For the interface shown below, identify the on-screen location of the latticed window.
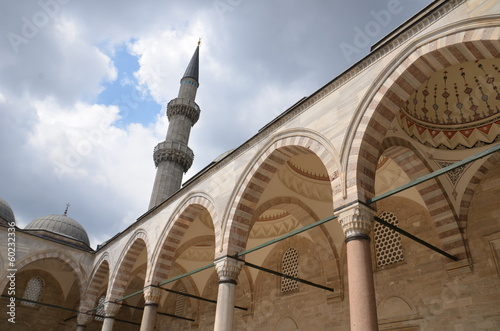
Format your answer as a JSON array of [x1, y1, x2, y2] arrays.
[[281, 248, 299, 293], [95, 295, 106, 321], [374, 211, 404, 268], [21, 276, 44, 307], [174, 284, 187, 316]]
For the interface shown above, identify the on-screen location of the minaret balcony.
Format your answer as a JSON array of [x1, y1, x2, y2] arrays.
[[167, 98, 201, 125], [153, 141, 194, 172]]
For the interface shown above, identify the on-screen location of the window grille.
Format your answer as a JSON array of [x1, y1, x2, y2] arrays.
[[281, 248, 299, 293], [174, 285, 187, 316], [95, 295, 106, 321], [21, 277, 44, 307], [374, 211, 404, 268]]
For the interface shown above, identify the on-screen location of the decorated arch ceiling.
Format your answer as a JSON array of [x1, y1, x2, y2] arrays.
[[277, 155, 332, 202], [398, 58, 500, 150]]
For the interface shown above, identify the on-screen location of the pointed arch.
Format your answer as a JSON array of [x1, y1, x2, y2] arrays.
[[379, 137, 467, 259], [460, 151, 500, 230], [107, 230, 148, 301], [251, 196, 341, 286], [0, 251, 85, 298], [221, 129, 341, 256], [79, 254, 110, 313], [147, 193, 217, 285], [342, 23, 500, 205]]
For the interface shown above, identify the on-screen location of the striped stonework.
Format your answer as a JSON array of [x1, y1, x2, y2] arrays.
[[252, 196, 340, 287], [107, 232, 148, 302], [459, 151, 500, 231], [148, 195, 217, 286], [0, 251, 85, 300], [380, 138, 467, 260], [352, 27, 500, 205], [80, 258, 109, 314], [222, 134, 339, 256]]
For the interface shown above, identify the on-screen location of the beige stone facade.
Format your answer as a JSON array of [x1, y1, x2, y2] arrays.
[[1, 0, 500, 330]]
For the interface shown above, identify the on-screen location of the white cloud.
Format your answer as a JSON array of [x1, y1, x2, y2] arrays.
[[0, 0, 432, 248]]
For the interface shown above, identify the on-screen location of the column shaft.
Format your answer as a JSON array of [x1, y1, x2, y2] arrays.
[[140, 286, 162, 331], [140, 303, 158, 331], [101, 317, 114, 331], [214, 281, 237, 331], [337, 203, 379, 331], [346, 236, 378, 330], [101, 302, 119, 331], [213, 257, 244, 331]]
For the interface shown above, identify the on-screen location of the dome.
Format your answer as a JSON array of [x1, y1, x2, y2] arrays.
[[26, 214, 90, 246], [398, 59, 500, 150], [0, 197, 15, 224]]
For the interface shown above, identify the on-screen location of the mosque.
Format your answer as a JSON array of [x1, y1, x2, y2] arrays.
[[1, 0, 500, 330]]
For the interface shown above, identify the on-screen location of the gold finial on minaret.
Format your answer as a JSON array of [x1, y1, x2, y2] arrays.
[[198, 38, 202, 46]]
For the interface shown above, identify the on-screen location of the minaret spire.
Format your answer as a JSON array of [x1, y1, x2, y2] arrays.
[[149, 44, 201, 209]]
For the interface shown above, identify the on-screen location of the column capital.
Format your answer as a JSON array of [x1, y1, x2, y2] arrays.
[[144, 286, 162, 305], [335, 202, 375, 239], [103, 301, 120, 317], [214, 257, 244, 284]]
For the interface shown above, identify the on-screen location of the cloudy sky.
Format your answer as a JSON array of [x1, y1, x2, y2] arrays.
[[0, 0, 433, 248]]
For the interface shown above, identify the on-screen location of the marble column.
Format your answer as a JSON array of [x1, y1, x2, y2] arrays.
[[214, 257, 244, 331], [140, 286, 162, 331], [101, 301, 120, 331], [76, 312, 92, 331], [337, 203, 378, 331]]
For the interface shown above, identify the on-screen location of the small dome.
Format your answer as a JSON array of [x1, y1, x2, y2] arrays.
[[0, 197, 15, 224], [26, 214, 90, 246]]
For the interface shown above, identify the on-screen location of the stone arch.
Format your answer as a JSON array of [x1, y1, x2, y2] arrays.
[[0, 250, 85, 298], [107, 230, 148, 302], [345, 23, 500, 204], [377, 294, 415, 320], [174, 235, 216, 260], [459, 152, 500, 230], [222, 129, 340, 256], [147, 193, 217, 285], [379, 137, 467, 259], [79, 255, 110, 314], [275, 317, 299, 330], [252, 197, 340, 283], [160, 260, 202, 325]]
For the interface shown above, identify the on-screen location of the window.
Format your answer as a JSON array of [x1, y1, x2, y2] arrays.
[[95, 295, 106, 321], [174, 284, 187, 316], [22, 277, 44, 307], [281, 248, 299, 293], [374, 212, 404, 268]]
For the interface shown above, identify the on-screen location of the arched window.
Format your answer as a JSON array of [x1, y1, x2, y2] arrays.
[[374, 211, 404, 268], [95, 295, 106, 321], [174, 284, 187, 316], [21, 276, 44, 307], [281, 248, 299, 293]]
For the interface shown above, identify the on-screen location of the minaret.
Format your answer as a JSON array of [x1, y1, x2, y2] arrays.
[[149, 43, 201, 208]]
